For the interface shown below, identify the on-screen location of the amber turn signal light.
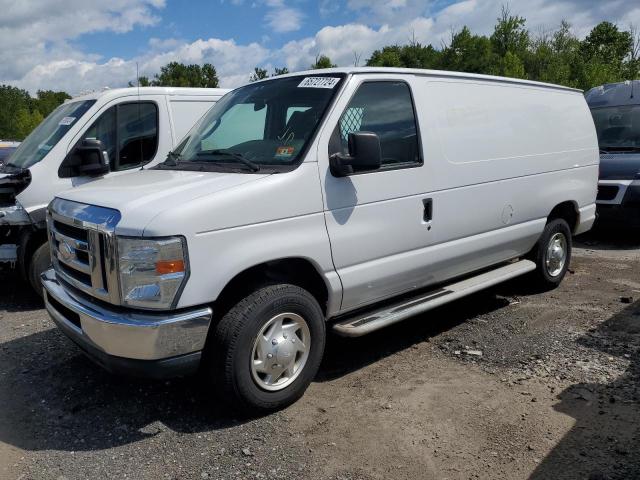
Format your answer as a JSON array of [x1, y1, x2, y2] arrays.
[[156, 260, 185, 275]]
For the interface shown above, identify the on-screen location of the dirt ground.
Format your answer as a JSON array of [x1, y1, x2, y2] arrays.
[[1, 229, 639, 480]]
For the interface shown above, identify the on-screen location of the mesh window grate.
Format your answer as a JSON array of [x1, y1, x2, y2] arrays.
[[340, 107, 364, 140]]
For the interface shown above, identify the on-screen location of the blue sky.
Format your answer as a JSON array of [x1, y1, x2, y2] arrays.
[[80, 1, 351, 60], [2, 0, 639, 94]]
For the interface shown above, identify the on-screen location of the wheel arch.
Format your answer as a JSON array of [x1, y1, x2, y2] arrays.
[[547, 201, 579, 234], [212, 257, 336, 320]]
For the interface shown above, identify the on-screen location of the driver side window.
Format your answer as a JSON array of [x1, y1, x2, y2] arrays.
[[82, 106, 117, 166], [60, 102, 159, 178], [329, 81, 421, 169]]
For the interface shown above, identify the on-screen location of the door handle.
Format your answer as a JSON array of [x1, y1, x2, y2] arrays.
[[423, 198, 433, 224]]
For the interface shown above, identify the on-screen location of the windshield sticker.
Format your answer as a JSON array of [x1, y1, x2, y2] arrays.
[[275, 146, 295, 158], [298, 77, 340, 89], [58, 116, 76, 126]]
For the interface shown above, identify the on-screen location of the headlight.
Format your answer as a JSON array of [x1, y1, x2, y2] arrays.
[[117, 236, 188, 309], [0, 201, 31, 224]]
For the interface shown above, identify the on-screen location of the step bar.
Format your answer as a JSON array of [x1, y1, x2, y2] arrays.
[[332, 260, 536, 337]]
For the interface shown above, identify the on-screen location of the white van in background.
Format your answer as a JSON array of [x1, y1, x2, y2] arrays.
[[41, 68, 598, 412], [0, 87, 229, 292]]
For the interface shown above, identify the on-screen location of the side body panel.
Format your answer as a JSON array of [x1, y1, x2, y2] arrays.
[[318, 74, 599, 313], [141, 163, 341, 312], [167, 96, 222, 145]]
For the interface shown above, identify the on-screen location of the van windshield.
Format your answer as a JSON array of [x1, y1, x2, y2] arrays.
[[166, 74, 345, 172], [8, 100, 96, 169], [591, 105, 640, 151]]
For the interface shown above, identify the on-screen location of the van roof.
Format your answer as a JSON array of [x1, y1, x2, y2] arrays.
[[585, 80, 640, 108], [68, 86, 231, 103], [256, 67, 583, 93]]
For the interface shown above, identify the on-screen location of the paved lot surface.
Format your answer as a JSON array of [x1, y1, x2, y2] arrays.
[[1, 230, 639, 480]]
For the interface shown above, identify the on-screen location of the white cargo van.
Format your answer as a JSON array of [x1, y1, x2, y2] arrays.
[[0, 87, 229, 292], [41, 68, 598, 412]]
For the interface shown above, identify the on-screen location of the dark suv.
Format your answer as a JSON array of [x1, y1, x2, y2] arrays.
[[586, 80, 640, 228]]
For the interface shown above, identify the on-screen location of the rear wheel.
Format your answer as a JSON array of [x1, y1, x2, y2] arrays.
[[208, 284, 325, 413], [28, 242, 51, 298], [529, 218, 572, 290]]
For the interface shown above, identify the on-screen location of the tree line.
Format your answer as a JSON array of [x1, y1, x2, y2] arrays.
[[0, 88, 71, 140], [363, 9, 639, 91], [1, 7, 639, 140]]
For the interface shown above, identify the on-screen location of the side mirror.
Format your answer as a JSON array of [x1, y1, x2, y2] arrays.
[[73, 139, 110, 176], [329, 131, 381, 177]]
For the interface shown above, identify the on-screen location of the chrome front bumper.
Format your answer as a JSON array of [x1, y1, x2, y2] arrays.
[[42, 269, 212, 374]]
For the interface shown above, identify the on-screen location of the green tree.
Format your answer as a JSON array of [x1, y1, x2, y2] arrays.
[[311, 54, 336, 69], [367, 43, 441, 68], [578, 21, 633, 88], [440, 26, 494, 74], [0, 85, 32, 139], [33, 90, 71, 118], [581, 21, 632, 64], [502, 51, 526, 78], [490, 6, 530, 58], [527, 22, 585, 88], [14, 108, 43, 139], [152, 62, 219, 88], [273, 67, 289, 76], [367, 46, 404, 67], [128, 76, 151, 87], [489, 6, 530, 77], [249, 67, 268, 82]]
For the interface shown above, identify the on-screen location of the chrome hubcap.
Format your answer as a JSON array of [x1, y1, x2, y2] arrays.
[[250, 313, 310, 391], [545, 232, 567, 277]]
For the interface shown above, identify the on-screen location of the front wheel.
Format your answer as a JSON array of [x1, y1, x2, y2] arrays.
[[28, 242, 51, 298], [208, 284, 325, 413], [528, 218, 572, 290]]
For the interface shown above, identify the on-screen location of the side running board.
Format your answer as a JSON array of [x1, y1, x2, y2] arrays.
[[332, 260, 536, 337]]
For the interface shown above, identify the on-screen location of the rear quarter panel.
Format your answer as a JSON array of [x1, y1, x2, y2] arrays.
[[416, 76, 598, 251]]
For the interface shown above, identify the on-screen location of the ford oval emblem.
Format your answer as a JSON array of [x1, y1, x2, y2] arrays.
[[59, 241, 74, 261]]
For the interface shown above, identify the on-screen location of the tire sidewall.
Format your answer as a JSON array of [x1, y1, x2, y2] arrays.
[[225, 286, 325, 411], [29, 242, 51, 297], [537, 219, 572, 285]]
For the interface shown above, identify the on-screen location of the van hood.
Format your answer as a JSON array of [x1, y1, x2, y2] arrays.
[[599, 153, 640, 180], [56, 169, 269, 235]]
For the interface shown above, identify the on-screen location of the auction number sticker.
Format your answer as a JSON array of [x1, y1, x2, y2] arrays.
[[298, 77, 340, 89], [59, 116, 76, 126]]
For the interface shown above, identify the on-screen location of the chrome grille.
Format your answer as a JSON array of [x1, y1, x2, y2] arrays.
[[47, 198, 122, 305]]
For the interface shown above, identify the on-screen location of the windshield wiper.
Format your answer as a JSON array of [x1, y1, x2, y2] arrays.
[[196, 149, 260, 172]]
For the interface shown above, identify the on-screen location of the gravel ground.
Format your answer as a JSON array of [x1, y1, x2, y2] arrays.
[[1, 229, 639, 480]]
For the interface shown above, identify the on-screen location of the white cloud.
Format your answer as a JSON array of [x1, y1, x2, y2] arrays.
[[0, 0, 165, 81], [277, 0, 640, 73], [263, 0, 304, 33], [280, 18, 435, 71], [14, 37, 270, 94], [3, 0, 640, 96], [265, 6, 304, 33]]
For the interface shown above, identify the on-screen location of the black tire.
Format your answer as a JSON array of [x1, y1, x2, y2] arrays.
[[208, 284, 325, 413], [528, 218, 572, 290], [28, 242, 51, 298]]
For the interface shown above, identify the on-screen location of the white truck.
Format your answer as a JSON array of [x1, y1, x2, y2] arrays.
[[41, 68, 598, 412], [0, 86, 229, 293]]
